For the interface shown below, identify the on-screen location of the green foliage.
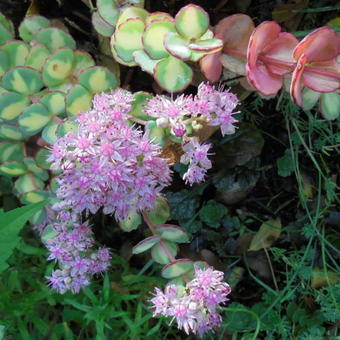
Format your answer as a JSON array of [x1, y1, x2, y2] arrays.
[[0, 200, 47, 273]]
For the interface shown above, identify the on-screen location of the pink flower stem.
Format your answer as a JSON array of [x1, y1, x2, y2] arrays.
[[223, 48, 340, 80], [142, 211, 176, 262]]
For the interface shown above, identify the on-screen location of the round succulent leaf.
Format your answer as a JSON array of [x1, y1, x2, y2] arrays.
[[23, 157, 49, 181], [132, 235, 161, 254], [302, 88, 320, 111], [73, 50, 95, 74], [0, 50, 9, 77], [41, 120, 59, 144], [143, 18, 175, 59], [175, 4, 209, 40], [0, 23, 13, 44], [42, 47, 74, 87], [190, 50, 206, 62], [21, 190, 49, 204], [146, 196, 170, 225], [113, 18, 145, 63], [57, 117, 78, 137], [36, 27, 76, 51], [146, 120, 165, 146], [164, 32, 191, 60], [0, 141, 24, 162], [116, 6, 149, 27], [19, 103, 52, 136], [320, 92, 340, 120], [18, 15, 51, 42], [97, 0, 119, 26], [25, 43, 49, 70], [2, 67, 43, 95], [14, 173, 44, 194], [0, 91, 30, 121], [66, 84, 92, 115], [154, 56, 193, 92], [188, 38, 223, 53], [155, 224, 190, 243], [110, 36, 137, 66], [151, 240, 178, 264], [40, 91, 66, 116], [35, 148, 52, 169], [145, 12, 173, 26], [129, 91, 153, 120], [78, 66, 118, 94], [161, 259, 194, 279], [118, 210, 142, 232], [0, 124, 25, 140], [49, 81, 73, 93], [133, 50, 159, 75], [92, 11, 115, 37], [0, 40, 30, 67], [0, 161, 28, 177], [0, 13, 14, 36]]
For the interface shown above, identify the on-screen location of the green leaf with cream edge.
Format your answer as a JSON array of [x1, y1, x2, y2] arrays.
[[161, 259, 194, 279], [132, 235, 160, 254]]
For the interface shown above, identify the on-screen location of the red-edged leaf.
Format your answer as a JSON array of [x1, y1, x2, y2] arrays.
[[293, 26, 340, 63], [155, 224, 190, 243], [161, 259, 194, 279], [132, 235, 160, 254], [216, 14, 254, 52], [246, 21, 284, 95], [199, 52, 222, 82], [302, 59, 340, 93], [262, 32, 298, 76], [290, 54, 308, 106]]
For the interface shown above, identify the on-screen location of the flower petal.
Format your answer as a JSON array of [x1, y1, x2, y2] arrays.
[[199, 52, 222, 82], [263, 32, 298, 75], [293, 26, 340, 62], [215, 14, 254, 52], [290, 54, 308, 106]]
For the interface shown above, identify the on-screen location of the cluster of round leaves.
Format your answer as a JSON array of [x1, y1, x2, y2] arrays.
[[92, 0, 144, 37], [0, 12, 118, 224], [130, 198, 204, 284], [110, 4, 223, 92], [200, 14, 340, 120]]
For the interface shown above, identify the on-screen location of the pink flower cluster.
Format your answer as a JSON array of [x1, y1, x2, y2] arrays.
[[49, 89, 172, 220], [46, 221, 110, 293], [150, 266, 231, 336], [180, 138, 212, 185], [45, 89, 172, 293], [144, 82, 239, 138]]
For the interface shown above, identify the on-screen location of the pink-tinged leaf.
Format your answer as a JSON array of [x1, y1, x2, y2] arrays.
[[188, 38, 223, 53], [246, 62, 283, 95], [221, 53, 247, 75], [155, 224, 190, 243], [302, 59, 340, 93], [293, 26, 340, 63], [199, 52, 222, 82], [262, 32, 298, 75], [290, 54, 308, 106], [132, 235, 160, 254], [246, 21, 285, 95], [161, 259, 194, 279], [216, 14, 254, 52]]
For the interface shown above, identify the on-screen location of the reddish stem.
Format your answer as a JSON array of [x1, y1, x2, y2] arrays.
[[223, 48, 340, 80]]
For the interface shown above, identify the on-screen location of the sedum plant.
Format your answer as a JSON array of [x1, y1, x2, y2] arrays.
[[110, 4, 223, 92], [200, 15, 340, 119], [0, 12, 118, 224]]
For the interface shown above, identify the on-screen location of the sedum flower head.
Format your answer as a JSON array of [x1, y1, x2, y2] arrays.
[[150, 266, 231, 336], [49, 89, 172, 221]]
